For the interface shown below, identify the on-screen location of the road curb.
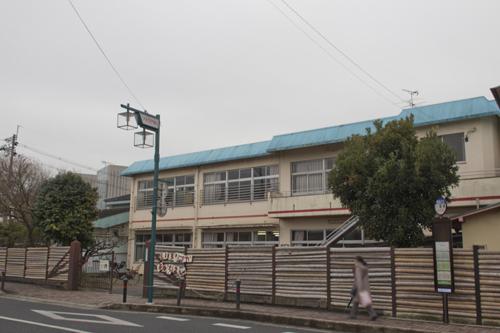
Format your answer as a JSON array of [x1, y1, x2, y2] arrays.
[[103, 303, 442, 333]]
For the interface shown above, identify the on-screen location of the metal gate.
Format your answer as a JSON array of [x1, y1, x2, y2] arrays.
[[80, 252, 115, 291]]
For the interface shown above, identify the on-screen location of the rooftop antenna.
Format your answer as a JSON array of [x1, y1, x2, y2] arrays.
[[403, 89, 419, 108]]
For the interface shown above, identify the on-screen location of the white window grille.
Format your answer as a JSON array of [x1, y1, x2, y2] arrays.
[[136, 175, 195, 210], [202, 165, 279, 205]]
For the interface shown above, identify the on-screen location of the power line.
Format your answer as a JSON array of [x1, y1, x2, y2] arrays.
[[266, 0, 400, 108], [19, 143, 98, 172], [279, 0, 406, 104], [66, 0, 146, 110]]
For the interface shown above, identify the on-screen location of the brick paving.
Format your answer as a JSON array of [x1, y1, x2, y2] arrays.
[[2, 281, 500, 333]]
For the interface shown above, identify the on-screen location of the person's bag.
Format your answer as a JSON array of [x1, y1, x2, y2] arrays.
[[358, 291, 372, 307], [350, 287, 357, 296]]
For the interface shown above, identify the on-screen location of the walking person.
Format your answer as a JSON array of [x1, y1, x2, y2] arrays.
[[350, 256, 378, 320]]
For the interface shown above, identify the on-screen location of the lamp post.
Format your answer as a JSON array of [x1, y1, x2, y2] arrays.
[[117, 103, 161, 304]]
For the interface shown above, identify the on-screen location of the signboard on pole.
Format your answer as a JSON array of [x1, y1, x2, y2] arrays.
[[135, 111, 160, 131], [433, 218, 454, 293]]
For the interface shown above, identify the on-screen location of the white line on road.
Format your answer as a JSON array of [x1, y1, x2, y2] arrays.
[[157, 315, 190, 322], [0, 315, 92, 333], [213, 323, 251, 329], [32, 310, 142, 327]]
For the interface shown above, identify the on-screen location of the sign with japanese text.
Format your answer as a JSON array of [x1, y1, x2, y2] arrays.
[[135, 111, 160, 131], [155, 252, 192, 279], [433, 219, 454, 293]]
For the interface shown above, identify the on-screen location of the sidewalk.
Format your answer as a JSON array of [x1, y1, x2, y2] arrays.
[[1, 281, 499, 333]]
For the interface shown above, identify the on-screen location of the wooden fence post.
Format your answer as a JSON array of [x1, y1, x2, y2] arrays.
[[4, 248, 8, 277], [67, 240, 81, 290], [473, 245, 482, 325], [223, 245, 229, 301], [45, 247, 50, 282], [271, 245, 276, 305], [390, 247, 397, 317], [23, 248, 28, 279], [326, 246, 331, 310]]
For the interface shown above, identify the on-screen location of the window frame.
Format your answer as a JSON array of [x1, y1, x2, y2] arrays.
[[202, 230, 279, 248], [135, 231, 192, 261], [291, 157, 335, 195], [203, 165, 279, 205], [136, 174, 195, 211], [439, 132, 466, 163]]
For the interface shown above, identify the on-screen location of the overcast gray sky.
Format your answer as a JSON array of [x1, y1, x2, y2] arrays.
[[1, 0, 499, 174]]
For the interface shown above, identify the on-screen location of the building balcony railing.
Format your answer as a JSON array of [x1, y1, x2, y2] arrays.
[[268, 189, 344, 218], [135, 190, 195, 211], [458, 168, 500, 180], [200, 181, 279, 206]]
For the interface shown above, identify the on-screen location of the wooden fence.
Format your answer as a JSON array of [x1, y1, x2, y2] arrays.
[[0, 246, 71, 285], [150, 244, 500, 325]]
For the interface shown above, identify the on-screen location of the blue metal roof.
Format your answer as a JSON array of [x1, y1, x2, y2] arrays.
[[122, 140, 271, 176], [122, 96, 500, 176], [267, 97, 500, 152]]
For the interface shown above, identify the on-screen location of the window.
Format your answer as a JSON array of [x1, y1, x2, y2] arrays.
[[135, 231, 192, 261], [134, 234, 150, 261], [136, 180, 153, 210], [292, 230, 326, 246], [136, 174, 195, 210], [291, 227, 376, 247], [291, 158, 335, 195], [440, 133, 466, 162], [202, 230, 279, 248], [203, 166, 279, 205], [162, 175, 195, 207]]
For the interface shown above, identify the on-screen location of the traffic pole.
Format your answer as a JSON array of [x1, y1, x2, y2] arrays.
[[122, 277, 128, 303], [235, 280, 241, 310]]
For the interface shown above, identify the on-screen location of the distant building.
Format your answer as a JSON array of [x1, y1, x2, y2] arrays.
[[78, 173, 98, 190], [78, 165, 131, 210], [91, 194, 131, 265]]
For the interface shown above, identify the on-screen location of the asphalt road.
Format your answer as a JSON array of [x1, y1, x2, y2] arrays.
[[0, 297, 341, 333]]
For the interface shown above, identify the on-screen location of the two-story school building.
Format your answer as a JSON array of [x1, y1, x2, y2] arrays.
[[122, 96, 500, 264]]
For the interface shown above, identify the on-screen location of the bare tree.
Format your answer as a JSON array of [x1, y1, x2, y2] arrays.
[[0, 155, 49, 246]]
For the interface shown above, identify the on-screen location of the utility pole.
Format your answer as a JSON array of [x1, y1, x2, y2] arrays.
[[0, 126, 20, 221]]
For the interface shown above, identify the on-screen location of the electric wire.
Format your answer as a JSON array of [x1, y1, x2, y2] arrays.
[[279, 0, 406, 104], [266, 0, 401, 108], [66, 0, 146, 110], [19, 143, 98, 172]]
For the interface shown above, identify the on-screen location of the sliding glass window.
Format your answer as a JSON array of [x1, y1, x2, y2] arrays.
[[291, 158, 335, 195], [136, 174, 195, 210], [203, 165, 278, 205]]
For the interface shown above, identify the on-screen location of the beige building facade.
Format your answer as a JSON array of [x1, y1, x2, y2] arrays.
[[123, 96, 500, 264]]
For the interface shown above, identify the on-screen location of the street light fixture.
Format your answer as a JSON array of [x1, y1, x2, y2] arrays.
[[117, 103, 161, 304], [117, 103, 138, 130], [134, 128, 154, 148]]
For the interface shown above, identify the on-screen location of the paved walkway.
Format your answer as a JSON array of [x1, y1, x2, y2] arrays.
[[1, 282, 499, 333]]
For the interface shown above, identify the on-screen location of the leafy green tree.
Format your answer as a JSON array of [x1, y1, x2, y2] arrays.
[[329, 116, 459, 247], [34, 172, 98, 247], [0, 221, 27, 247]]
